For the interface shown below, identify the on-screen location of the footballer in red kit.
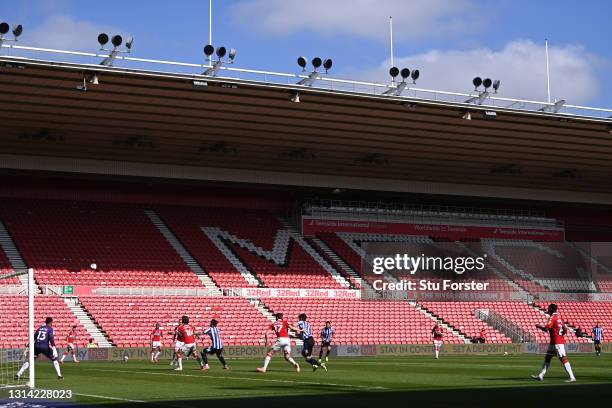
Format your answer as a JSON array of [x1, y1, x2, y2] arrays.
[[168, 320, 181, 366], [173, 315, 204, 371], [60, 325, 79, 364], [256, 313, 301, 373], [150, 323, 163, 363], [531, 303, 576, 382], [432, 323, 443, 359]]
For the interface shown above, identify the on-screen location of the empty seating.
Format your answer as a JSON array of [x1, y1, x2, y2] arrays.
[[263, 298, 464, 345], [157, 206, 344, 289], [0, 200, 202, 288], [0, 248, 19, 286], [535, 301, 612, 339], [486, 240, 596, 292], [0, 295, 89, 349], [421, 302, 513, 343], [80, 296, 272, 347]]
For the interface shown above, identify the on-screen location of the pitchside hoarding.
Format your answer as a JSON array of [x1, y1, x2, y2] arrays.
[[7, 343, 604, 362]]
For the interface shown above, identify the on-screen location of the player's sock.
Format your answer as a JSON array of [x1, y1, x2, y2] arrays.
[[306, 357, 317, 366], [154, 351, 160, 360], [435, 348, 439, 359], [563, 362, 575, 379], [151, 352, 155, 362], [16, 361, 29, 377], [60, 353, 66, 363], [263, 355, 271, 370], [177, 357, 183, 370], [287, 357, 297, 366], [218, 354, 227, 367], [538, 362, 550, 378], [53, 360, 62, 377]]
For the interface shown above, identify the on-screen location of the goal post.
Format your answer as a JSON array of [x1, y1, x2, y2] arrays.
[[27, 267, 35, 389], [0, 267, 35, 389]]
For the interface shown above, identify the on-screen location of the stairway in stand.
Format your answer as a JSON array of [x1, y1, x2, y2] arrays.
[[64, 297, 114, 347]]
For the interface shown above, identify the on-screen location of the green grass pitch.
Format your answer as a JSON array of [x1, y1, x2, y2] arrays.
[[2, 354, 611, 407]]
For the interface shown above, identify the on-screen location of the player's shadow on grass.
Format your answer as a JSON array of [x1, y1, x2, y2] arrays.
[[483, 376, 612, 382], [84, 383, 612, 408]]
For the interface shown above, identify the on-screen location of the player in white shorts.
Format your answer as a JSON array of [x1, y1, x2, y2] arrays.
[[60, 325, 79, 364], [256, 313, 301, 373], [150, 323, 163, 363], [432, 323, 443, 359], [168, 320, 182, 366]]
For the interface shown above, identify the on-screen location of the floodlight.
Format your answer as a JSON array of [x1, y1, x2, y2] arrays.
[[216, 46, 226, 58], [492, 79, 501, 92], [389, 67, 399, 78], [323, 58, 332, 72], [97, 33, 109, 46], [472, 77, 482, 89], [111, 35, 122, 47], [12, 24, 23, 38], [125, 37, 134, 50], [297, 56, 307, 70], [204, 44, 215, 56], [0, 22, 8, 35], [483, 78, 492, 89], [411, 69, 420, 82], [400, 68, 410, 79], [229, 48, 237, 61], [312, 57, 322, 68]]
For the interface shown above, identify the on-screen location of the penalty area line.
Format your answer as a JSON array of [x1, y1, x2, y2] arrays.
[[84, 368, 388, 391]]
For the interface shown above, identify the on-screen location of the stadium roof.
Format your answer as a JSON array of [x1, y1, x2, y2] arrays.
[[0, 54, 611, 204]]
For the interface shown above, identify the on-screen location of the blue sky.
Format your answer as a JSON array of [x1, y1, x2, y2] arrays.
[[1, 0, 611, 108]]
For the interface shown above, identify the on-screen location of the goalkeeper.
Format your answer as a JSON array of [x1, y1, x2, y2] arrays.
[[16, 317, 63, 380]]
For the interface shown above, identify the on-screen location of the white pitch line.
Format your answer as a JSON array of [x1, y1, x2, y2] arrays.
[[74, 392, 145, 403], [84, 368, 388, 390]]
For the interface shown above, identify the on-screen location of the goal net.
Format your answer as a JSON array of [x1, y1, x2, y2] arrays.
[[0, 268, 35, 389]]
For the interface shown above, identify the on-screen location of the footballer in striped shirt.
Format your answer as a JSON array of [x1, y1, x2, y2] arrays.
[[592, 323, 604, 356], [319, 321, 335, 363], [298, 314, 327, 372], [199, 319, 229, 370]]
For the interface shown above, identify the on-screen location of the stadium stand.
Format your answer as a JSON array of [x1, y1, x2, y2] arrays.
[[0, 295, 89, 349], [479, 302, 588, 343], [484, 240, 597, 292], [0, 250, 20, 287], [421, 302, 517, 343], [79, 295, 272, 347], [262, 298, 465, 344], [535, 301, 612, 339], [0, 196, 605, 350], [0, 200, 202, 288], [156, 206, 346, 289]]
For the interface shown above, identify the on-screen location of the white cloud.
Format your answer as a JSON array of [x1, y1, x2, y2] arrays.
[[359, 40, 602, 104], [230, 0, 480, 40], [26, 14, 126, 51]]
